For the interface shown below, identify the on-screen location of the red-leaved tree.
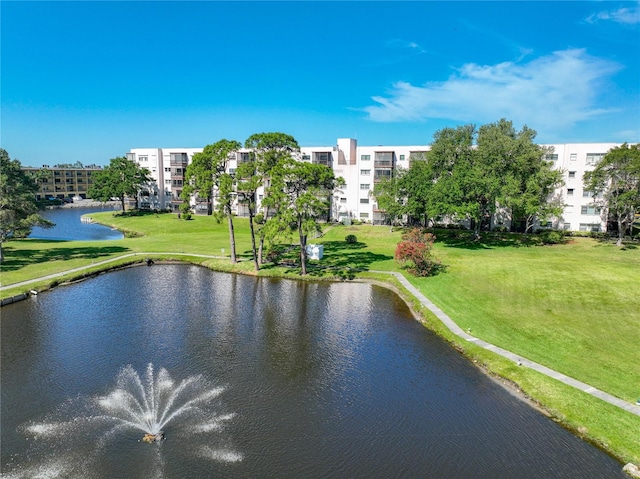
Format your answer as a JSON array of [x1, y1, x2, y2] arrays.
[[394, 229, 441, 277]]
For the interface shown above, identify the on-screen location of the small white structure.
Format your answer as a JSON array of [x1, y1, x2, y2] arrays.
[[306, 244, 324, 260]]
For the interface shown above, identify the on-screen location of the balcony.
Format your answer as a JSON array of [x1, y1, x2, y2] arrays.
[[374, 169, 392, 182], [374, 152, 394, 168], [169, 153, 188, 167], [313, 152, 332, 167]]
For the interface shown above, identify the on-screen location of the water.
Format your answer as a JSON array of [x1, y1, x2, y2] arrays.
[[29, 207, 123, 241], [9, 363, 241, 477], [0, 265, 626, 478]]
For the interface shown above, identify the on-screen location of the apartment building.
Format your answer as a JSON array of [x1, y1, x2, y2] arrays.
[[23, 165, 103, 200], [127, 139, 623, 233]]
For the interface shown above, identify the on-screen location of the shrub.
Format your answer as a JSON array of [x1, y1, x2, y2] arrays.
[[395, 228, 441, 277], [345, 234, 358, 244], [182, 213, 192, 221], [538, 229, 565, 245]]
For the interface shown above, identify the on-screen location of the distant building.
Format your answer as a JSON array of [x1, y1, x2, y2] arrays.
[[127, 139, 625, 233], [22, 164, 103, 201]]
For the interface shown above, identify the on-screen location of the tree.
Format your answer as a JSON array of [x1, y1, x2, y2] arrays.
[[427, 119, 564, 236], [478, 120, 564, 233], [371, 168, 405, 231], [583, 143, 640, 245], [0, 149, 53, 262], [183, 139, 241, 262], [271, 159, 343, 275], [88, 157, 151, 213], [240, 132, 301, 270], [426, 124, 480, 233], [398, 154, 440, 227], [394, 228, 440, 277]]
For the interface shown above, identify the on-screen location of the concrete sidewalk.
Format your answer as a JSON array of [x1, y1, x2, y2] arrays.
[[379, 270, 640, 417], [0, 252, 223, 292]]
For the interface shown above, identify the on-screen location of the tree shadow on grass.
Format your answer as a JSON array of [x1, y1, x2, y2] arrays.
[[433, 230, 541, 250], [1, 240, 130, 273], [261, 241, 392, 280]]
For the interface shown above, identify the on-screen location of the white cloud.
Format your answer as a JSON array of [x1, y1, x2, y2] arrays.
[[362, 49, 621, 134], [586, 3, 640, 24]]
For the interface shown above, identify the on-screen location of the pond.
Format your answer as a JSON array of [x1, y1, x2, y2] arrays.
[[29, 206, 123, 241], [0, 265, 625, 478]]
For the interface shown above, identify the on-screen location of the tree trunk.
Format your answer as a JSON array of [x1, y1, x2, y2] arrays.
[[298, 217, 307, 275], [258, 235, 264, 265], [617, 218, 624, 247], [248, 209, 259, 271], [227, 213, 237, 263], [120, 195, 126, 214]]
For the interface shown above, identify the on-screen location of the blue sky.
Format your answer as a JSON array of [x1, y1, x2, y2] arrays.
[[2, 1, 639, 167]]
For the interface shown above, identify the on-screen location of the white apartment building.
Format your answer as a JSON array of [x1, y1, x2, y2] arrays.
[[127, 139, 623, 233]]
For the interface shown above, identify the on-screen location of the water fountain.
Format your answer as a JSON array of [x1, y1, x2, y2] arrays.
[[4, 364, 242, 478]]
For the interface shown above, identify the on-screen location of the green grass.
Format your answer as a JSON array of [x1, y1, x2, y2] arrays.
[[1, 213, 639, 464]]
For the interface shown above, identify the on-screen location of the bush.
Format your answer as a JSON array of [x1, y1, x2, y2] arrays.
[[395, 228, 441, 277], [538, 229, 565, 244], [182, 213, 192, 221], [345, 234, 358, 244]]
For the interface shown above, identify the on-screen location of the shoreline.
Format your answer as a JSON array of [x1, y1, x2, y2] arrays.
[[1, 254, 638, 469], [47, 199, 120, 209]]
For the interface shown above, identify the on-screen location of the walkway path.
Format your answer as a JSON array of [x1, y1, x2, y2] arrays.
[[2, 255, 639, 417], [378, 270, 640, 417], [0, 252, 222, 291]]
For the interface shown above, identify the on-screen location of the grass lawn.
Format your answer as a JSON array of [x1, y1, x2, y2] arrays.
[[1, 212, 639, 464]]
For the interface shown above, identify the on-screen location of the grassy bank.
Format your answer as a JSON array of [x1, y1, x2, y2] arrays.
[[1, 211, 639, 464]]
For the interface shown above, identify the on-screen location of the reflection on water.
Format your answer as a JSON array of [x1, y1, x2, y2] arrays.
[[0, 265, 626, 478], [29, 207, 123, 241]]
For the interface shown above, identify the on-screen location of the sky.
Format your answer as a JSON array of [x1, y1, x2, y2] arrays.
[[2, 1, 639, 167]]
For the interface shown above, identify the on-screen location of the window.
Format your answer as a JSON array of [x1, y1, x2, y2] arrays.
[[581, 205, 600, 215], [340, 197, 347, 203], [302, 155, 311, 161], [360, 198, 369, 204], [165, 168, 171, 172], [361, 155, 370, 161], [579, 223, 601, 232], [545, 154, 558, 161], [360, 169, 370, 176], [359, 212, 369, 219], [563, 223, 571, 230], [567, 188, 574, 196], [586, 153, 605, 165], [570, 153, 577, 161], [139, 156, 148, 162], [360, 184, 370, 190], [583, 190, 593, 198], [374, 169, 392, 181], [399, 155, 405, 161], [568, 171, 576, 178], [565, 205, 573, 213]]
